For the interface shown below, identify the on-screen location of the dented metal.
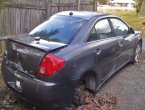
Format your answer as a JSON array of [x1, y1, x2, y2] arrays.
[[5, 34, 67, 76]]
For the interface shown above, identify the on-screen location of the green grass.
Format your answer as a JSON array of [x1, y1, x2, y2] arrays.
[[99, 10, 145, 37]]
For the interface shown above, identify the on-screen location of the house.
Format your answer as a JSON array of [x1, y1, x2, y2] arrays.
[[109, 0, 136, 8]]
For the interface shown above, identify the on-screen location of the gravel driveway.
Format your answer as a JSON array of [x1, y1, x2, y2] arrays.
[[0, 38, 145, 110]]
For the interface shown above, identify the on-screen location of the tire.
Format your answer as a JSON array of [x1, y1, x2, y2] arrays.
[[131, 43, 141, 64]]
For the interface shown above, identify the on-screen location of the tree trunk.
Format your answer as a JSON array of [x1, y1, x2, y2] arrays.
[[140, 0, 145, 17], [0, 0, 3, 10]]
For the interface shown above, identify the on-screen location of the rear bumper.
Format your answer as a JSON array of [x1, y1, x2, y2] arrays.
[[1, 62, 74, 109]]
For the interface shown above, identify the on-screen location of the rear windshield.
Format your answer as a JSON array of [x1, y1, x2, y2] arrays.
[[29, 15, 86, 44]]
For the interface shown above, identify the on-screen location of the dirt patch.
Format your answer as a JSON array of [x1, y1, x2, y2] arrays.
[[72, 92, 119, 110], [0, 91, 37, 110], [69, 85, 119, 110]]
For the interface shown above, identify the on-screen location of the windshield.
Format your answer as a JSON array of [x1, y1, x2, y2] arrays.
[[29, 15, 86, 44]]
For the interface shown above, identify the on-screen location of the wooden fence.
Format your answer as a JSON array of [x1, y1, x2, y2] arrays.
[[0, 0, 47, 36], [0, 0, 95, 37], [0, 0, 95, 56]]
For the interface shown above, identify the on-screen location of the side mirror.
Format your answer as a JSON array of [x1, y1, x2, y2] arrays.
[[128, 27, 135, 34]]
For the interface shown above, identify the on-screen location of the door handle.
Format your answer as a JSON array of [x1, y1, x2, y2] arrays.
[[95, 48, 101, 55], [119, 41, 123, 47]]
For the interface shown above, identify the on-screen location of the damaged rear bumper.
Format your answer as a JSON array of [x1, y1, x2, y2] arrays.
[[1, 61, 74, 109]]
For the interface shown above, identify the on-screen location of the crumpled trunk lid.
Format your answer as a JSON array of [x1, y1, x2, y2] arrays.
[[4, 34, 67, 76]]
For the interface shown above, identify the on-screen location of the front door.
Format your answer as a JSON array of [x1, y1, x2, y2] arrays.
[[109, 18, 134, 69]]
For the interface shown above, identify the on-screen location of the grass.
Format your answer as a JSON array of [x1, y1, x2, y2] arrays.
[[99, 10, 145, 37], [113, 11, 145, 37]]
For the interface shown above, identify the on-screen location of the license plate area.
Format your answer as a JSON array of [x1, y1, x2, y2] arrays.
[[7, 72, 23, 93], [8, 80, 23, 93]]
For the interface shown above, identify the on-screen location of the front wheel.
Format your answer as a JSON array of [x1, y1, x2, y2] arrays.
[[131, 43, 141, 64]]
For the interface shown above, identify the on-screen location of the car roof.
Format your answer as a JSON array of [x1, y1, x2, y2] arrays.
[[56, 11, 112, 20]]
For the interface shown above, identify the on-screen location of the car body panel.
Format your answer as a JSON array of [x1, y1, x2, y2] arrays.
[[5, 34, 67, 77], [116, 34, 136, 70]]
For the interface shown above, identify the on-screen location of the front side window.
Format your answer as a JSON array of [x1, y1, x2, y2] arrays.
[[88, 19, 112, 42], [110, 18, 129, 36], [29, 15, 86, 44]]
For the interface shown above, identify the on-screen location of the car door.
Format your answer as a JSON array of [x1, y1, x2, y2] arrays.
[[109, 18, 135, 70], [86, 18, 120, 81]]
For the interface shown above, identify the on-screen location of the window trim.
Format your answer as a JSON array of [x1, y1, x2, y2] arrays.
[[108, 17, 130, 37], [86, 18, 114, 43], [86, 36, 120, 44]]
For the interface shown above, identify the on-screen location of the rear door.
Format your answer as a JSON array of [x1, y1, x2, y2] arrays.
[[109, 18, 135, 69], [86, 18, 120, 81]]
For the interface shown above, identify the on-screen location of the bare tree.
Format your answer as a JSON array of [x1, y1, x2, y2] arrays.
[[140, 0, 145, 16], [135, 0, 144, 14], [0, 0, 3, 10]]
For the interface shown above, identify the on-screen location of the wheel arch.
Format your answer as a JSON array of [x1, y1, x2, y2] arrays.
[[79, 70, 99, 92]]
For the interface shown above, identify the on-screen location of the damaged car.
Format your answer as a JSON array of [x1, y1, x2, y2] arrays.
[[1, 11, 142, 109]]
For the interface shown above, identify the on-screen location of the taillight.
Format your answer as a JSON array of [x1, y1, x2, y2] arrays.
[[37, 54, 65, 76]]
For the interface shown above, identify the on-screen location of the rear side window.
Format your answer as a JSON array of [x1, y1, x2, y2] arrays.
[[88, 19, 112, 42], [110, 18, 129, 36], [29, 16, 86, 44]]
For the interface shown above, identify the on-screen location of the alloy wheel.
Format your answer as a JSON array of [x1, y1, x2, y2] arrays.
[[135, 44, 141, 62]]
